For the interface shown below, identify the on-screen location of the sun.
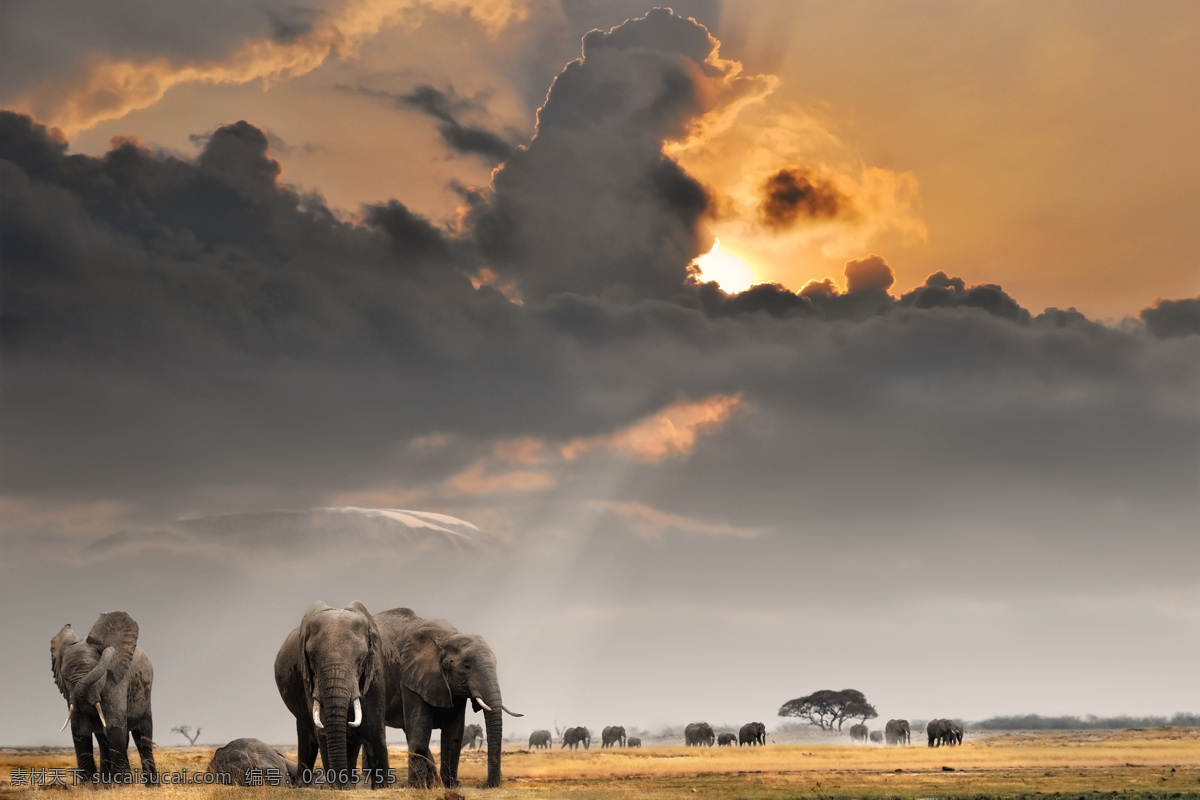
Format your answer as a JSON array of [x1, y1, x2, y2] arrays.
[[691, 238, 756, 293]]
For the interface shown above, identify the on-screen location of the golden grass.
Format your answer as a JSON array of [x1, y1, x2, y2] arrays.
[[2, 728, 1198, 799]]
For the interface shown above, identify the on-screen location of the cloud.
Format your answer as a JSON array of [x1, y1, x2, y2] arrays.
[[9, 0, 530, 135], [1141, 297, 1200, 339], [471, 8, 737, 301], [843, 254, 895, 294], [592, 500, 765, 540], [759, 167, 846, 228], [350, 83, 515, 163], [561, 395, 744, 463]]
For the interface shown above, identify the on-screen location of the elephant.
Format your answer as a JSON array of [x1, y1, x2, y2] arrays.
[[207, 738, 299, 786], [869, 730, 883, 744], [601, 725, 626, 748], [926, 718, 963, 747], [51, 612, 157, 785], [464, 724, 484, 750], [374, 607, 520, 789], [717, 732, 737, 746], [739, 722, 767, 746], [627, 736, 642, 748], [528, 730, 552, 749], [274, 601, 389, 788], [849, 723, 869, 743], [885, 718, 911, 746], [684, 722, 715, 747], [561, 726, 590, 749]]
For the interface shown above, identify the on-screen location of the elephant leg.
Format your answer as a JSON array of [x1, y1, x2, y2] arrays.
[[130, 720, 157, 785], [362, 728, 390, 790], [71, 728, 97, 784], [440, 720, 465, 788], [295, 720, 319, 785], [405, 706, 438, 789], [100, 726, 131, 783], [347, 736, 363, 782]]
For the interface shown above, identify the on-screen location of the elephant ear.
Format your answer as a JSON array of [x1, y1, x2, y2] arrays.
[[298, 602, 332, 692], [346, 601, 383, 695], [50, 624, 78, 701], [397, 621, 455, 708], [85, 612, 139, 684]]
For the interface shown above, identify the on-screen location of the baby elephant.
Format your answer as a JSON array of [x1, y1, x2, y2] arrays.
[[717, 732, 737, 746], [627, 737, 642, 748], [207, 738, 299, 786], [869, 730, 883, 744]]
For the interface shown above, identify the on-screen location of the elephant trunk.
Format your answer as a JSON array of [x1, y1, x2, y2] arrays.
[[484, 708, 502, 788], [72, 647, 115, 713], [316, 670, 357, 787], [470, 670, 504, 788]]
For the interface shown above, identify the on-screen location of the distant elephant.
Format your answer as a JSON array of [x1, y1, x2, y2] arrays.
[[869, 730, 883, 744], [627, 737, 642, 748], [529, 730, 552, 749], [738, 721, 767, 746], [926, 718, 963, 747], [51, 612, 157, 785], [374, 608, 520, 788], [849, 723, 869, 743], [601, 725, 626, 748], [684, 722, 715, 747], [561, 726, 590, 749], [885, 718, 911, 746], [275, 601, 389, 788], [717, 732, 736, 746], [207, 738, 299, 786], [463, 724, 483, 750]]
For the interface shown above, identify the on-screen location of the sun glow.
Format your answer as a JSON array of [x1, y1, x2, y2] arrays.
[[692, 238, 756, 293]]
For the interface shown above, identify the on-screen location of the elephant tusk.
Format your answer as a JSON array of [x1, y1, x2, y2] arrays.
[[473, 696, 493, 712], [95, 703, 107, 729], [60, 707, 73, 732], [501, 704, 523, 718], [349, 698, 362, 728], [312, 699, 324, 730]]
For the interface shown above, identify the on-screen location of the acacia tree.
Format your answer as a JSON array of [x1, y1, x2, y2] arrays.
[[172, 725, 202, 745], [778, 689, 878, 731]]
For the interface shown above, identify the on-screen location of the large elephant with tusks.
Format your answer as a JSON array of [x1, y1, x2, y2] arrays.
[[374, 608, 520, 788], [51, 612, 157, 785], [926, 718, 962, 747], [275, 601, 389, 788], [885, 718, 911, 746]]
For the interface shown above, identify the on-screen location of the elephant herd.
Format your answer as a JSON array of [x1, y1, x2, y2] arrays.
[[50, 604, 521, 789], [849, 718, 963, 747]]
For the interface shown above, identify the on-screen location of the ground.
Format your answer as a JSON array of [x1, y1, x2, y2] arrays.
[[2, 728, 1197, 798]]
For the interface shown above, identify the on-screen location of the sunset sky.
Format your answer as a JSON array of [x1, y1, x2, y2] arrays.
[[1, 1, 1197, 747]]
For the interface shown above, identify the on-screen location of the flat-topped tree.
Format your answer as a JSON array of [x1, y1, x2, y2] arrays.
[[778, 689, 878, 731]]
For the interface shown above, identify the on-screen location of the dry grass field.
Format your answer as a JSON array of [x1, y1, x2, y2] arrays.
[[2, 728, 1197, 799]]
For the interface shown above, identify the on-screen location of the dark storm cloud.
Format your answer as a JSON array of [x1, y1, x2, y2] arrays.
[[1140, 296, 1200, 339], [1, 8, 1196, 541], [472, 8, 719, 302], [759, 167, 846, 228], [351, 84, 515, 164]]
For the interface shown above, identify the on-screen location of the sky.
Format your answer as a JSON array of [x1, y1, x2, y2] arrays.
[[1, 0, 1198, 748]]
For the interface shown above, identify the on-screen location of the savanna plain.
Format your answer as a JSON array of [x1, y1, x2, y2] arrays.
[[3, 728, 1198, 800]]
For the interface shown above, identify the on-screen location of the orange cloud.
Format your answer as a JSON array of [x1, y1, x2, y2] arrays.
[[492, 437, 546, 465], [14, 0, 529, 135], [593, 500, 764, 540], [445, 460, 555, 496], [561, 394, 743, 463]]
